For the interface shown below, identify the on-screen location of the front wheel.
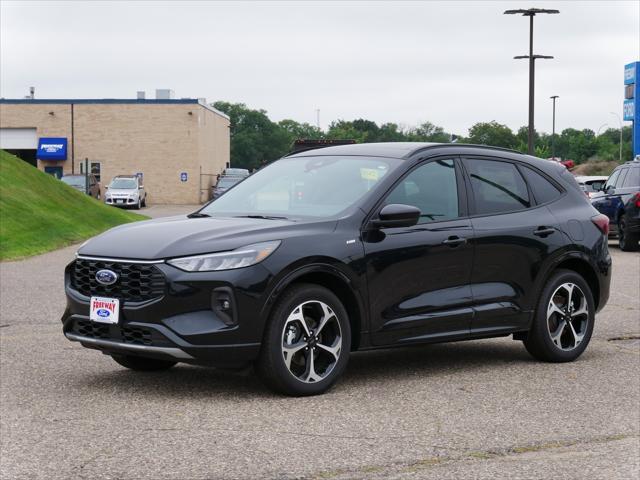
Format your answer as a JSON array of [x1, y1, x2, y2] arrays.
[[256, 284, 351, 396], [618, 214, 639, 252], [523, 269, 595, 362], [111, 354, 176, 371]]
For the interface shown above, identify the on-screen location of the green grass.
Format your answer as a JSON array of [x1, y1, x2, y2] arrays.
[[0, 150, 146, 260]]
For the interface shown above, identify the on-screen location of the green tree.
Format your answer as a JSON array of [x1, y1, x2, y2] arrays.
[[213, 101, 291, 169], [467, 121, 517, 149]]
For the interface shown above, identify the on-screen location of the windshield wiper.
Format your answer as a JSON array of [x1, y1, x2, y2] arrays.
[[233, 215, 289, 220], [187, 212, 211, 218]]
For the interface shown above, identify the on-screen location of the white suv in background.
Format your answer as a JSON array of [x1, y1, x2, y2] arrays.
[[104, 175, 147, 209]]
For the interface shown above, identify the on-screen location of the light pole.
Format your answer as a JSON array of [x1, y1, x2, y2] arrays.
[[550, 95, 559, 159], [596, 124, 609, 136], [609, 112, 623, 162], [505, 8, 559, 155]]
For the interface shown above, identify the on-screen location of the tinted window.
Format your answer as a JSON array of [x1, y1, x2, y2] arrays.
[[622, 167, 640, 188], [616, 169, 629, 188], [604, 170, 620, 190], [466, 159, 530, 215], [520, 166, 562, 204], [385, 159, 459, 224]]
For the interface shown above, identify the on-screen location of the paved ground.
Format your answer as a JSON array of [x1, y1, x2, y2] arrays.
[[1, 205, 638, 480]]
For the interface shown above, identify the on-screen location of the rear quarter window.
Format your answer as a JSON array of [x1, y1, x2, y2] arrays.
[[622, 167, 640, 188], [520, 166, 562, 204]]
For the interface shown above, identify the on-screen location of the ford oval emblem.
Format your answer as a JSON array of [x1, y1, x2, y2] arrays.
[[95, 269, 118, 286], [96, 309, 110, 317]]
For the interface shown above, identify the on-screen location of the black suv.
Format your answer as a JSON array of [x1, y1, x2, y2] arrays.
[[62, 143, 612, 396], [591, 158, 640, 251]]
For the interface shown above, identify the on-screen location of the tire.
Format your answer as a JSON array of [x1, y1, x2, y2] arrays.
[[618, 214, 639, 252], [134, 199, 141, 210], [142, 196, 147, 207], [256, 283, 351, 396], [523, 269, 595, 362], [111, 354, 176, 371]]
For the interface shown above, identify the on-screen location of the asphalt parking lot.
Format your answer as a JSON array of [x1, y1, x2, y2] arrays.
[[1, 205, 638, 480]]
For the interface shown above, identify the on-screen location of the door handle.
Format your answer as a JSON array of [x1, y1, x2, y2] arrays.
[[534, 227, 556, 237], [442, 236, 466, 247]]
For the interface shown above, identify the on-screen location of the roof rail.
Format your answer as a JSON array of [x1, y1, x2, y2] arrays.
[[408, 143, 522, 157]]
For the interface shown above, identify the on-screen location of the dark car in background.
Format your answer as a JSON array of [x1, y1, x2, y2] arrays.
[[62, 143, 611, 396], [61, 174, 101, 200], [212, 175, 243, 199], [591, 159, 640, 251]]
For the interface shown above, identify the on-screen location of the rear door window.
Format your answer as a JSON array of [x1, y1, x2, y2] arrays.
[[616, 169, 629, 188], [520, 166, 562, 204], [465, 159, 531, 215], [622, 167, 640, 188]]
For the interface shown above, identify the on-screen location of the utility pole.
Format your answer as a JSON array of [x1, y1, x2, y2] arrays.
[[505, 8, 559, 155], [550, 95, 559, 159], [315, 109, 320, 130]]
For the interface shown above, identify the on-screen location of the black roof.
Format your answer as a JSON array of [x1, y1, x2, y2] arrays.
[[286, 142, 521, 159]]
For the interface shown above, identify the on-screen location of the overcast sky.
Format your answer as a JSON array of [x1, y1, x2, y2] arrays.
[[1, 1, 638, 135]]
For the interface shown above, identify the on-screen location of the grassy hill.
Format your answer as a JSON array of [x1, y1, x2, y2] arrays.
[[0, 150, 146, 260]]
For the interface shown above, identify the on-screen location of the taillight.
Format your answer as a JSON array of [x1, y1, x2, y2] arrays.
[[591, 214, 610, 236], [633, 192, 640, 208]]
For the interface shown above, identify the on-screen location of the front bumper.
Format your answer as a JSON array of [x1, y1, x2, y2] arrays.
[[105, 197, 138, 207], [62, 258, 273, 368]]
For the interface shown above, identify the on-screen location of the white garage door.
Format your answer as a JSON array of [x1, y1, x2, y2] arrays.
[[0, 128, 38, 149]]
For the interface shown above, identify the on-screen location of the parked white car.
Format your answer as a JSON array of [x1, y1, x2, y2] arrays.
[[104, 175, 147, 209], [574, 175, 608, 198]]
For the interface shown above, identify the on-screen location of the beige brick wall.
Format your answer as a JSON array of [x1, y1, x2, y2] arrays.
[[0, 101, 230, 204]]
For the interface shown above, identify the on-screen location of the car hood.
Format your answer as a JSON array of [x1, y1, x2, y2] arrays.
[[78, 215, 322, 260], [106, 188, 137, 196]]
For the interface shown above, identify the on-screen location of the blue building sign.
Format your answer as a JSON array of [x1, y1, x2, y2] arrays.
[[623, 61, 640, 157], [180, 172, 188, 182], [37, 137, 67, 160]]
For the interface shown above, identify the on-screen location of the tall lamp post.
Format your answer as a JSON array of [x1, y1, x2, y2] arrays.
[[550, 95, 559, 159], [610, 112, 623, 162], [505, 8, 559, 155]]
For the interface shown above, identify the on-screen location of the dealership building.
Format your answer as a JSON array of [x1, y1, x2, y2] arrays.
[[0, 91, 230, 204]]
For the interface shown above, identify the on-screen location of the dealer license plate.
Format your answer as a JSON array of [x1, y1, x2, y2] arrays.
[[117, 199, 124, 204], [90, 297, 120, 324]]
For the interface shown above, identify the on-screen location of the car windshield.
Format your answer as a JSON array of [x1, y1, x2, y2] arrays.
[[201, 156, 401, 218], [582, 180, 605, 192], [217, 177, 242, 188], [110, 178, 138, 189], [61, 176, 85, 187]]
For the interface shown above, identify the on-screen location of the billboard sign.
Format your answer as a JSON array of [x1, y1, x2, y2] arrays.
[[37, 137, 67, 160], [624, 62, 640, 157]]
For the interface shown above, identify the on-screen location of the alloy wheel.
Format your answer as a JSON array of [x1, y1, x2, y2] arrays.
[[281, 300, 342, 383], [547, 282, 589, 351]]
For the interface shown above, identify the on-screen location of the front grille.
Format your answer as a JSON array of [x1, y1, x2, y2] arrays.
[[71, 259, 165, 302], [72, 320, 172, 347]]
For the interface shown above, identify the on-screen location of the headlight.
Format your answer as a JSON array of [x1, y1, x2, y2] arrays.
[[129, 192, 139, 199], [166, 241, 281, 272]]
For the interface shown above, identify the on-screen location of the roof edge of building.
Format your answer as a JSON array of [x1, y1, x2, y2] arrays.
[[0, 98, 231, 121]]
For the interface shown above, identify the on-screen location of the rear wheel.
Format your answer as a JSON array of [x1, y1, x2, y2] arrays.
[[523, 270, 595, 362], [618, 214, 639, 251], [111, 354, 176, 371], [142, 196, 147, 207], [256, 284, 351, 396]]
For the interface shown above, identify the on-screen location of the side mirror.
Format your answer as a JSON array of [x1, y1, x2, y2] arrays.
[[371, 204, 420, 229], [604, 185, 614, 194], [139, 185, 144, 189]]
